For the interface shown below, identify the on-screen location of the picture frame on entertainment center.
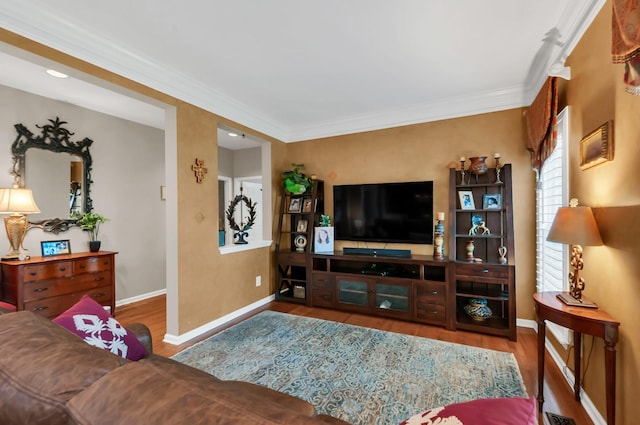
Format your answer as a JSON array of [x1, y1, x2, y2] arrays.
[[302, 198, 313, 213], [288, 197, 302, 213], [458, 191, 475, 210], [314, 227, 334, 254], [297, 219, 308, 232], [483, 194, 501, 209]]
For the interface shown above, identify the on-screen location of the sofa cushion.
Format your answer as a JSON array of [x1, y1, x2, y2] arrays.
[[53, 294, 147, 360], [68, 357, 333, 425], [399, 397, 537, 425], [0, 311, 129, 425]]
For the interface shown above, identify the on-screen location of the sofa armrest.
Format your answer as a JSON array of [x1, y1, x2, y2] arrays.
[[126, 322, 153, 355]]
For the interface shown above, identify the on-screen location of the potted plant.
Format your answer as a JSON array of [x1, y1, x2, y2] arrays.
[[78, 212, 109, 252], [282, 163, 312, 195]]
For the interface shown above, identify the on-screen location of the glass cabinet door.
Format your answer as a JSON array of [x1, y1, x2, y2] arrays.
[[337, 278, 368, 306], [375, 283, 409, 312]]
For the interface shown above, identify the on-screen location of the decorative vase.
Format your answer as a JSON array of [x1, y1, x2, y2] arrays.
[[89, 241, 101, 252], [465, 240, 475, 260], [464, 298, 492, 321], [468, 156, 488, 175]]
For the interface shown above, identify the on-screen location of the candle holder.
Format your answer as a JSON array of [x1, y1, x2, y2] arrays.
[[494, 156, 503, 184], [433, 218, 445, 260], [460, 159, 466, 185]]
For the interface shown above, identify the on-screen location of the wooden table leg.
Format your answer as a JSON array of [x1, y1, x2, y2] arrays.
[[537, 318, 546, 411], [573, 331, 581, 402], [604, 323, 618, 425]]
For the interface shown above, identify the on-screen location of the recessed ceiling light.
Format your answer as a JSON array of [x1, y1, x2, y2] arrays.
[[46, 69, 68, 78], [228, 132, 238, 137]]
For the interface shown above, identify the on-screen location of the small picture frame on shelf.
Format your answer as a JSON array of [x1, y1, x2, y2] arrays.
[[288, 197, 302, 212], [297, 219, 308, 232], [482, 193, 501, 209], [458, 190, 475, 210], [302, 198, 313, 213]]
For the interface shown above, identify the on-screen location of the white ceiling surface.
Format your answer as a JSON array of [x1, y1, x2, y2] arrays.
[[0, 1, 605, 143]]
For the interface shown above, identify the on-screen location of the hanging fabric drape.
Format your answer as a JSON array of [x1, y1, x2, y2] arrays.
[[525, 77, 558, 177], [612, 0, 640, 95]]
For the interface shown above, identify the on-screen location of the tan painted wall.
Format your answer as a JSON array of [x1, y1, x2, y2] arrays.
[[559, 2, 640, 423], [285, 109, 537, 320]]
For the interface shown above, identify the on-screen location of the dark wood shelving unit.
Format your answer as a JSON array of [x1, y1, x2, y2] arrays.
[[448, 163, 517, 341]]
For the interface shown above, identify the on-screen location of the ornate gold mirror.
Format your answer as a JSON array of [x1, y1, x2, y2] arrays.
[[11, 117, 93, 233]]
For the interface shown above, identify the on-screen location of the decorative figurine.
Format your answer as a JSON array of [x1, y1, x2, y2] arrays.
[[459, 156, 466, 185], [433, 212, 445, 260], [498, 246, 507, 264], [469, 215, 491, 235]]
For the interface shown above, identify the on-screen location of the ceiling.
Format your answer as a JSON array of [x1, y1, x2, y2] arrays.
[[0, 1, 605, 144]]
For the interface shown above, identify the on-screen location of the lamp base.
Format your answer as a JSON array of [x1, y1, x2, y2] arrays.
[[556, 292, 597, 309]]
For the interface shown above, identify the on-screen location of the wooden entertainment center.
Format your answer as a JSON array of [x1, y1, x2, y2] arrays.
[[275, 165, 516, 340]]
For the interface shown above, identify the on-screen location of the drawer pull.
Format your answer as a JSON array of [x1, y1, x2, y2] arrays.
[[59, 267, 66, 272], [431, 311, 439, 314], [94, 277, 105, 282], [33, 287, 48, 293], [80, 264, 86, 269], [94, 292, 107, 297], [32, 306, 49, 312], [482, 269, 489, 273], [29, 271, 37, 276], [431, 291, 439, 295]]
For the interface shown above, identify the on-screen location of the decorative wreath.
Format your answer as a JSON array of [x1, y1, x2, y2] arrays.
[[225, 194, 257, 232]]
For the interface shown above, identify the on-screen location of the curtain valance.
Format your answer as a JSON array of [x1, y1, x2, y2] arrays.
[[612, 0, 640, 95], [525, 77, 558, 176]]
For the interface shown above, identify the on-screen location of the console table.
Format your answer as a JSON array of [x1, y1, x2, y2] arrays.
[[0, 251, 117, 318], [533, 292, 619, 425]]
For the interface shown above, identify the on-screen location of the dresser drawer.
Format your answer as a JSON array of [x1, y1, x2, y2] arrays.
[[23, 271, 112, 302], [415, 281, 446, 305], [415, 303, 446, 324], [23, 261, 73, 282], [455, 263, 508, 279], [75, 256, 112, 274], [24, 286, 112, 319]]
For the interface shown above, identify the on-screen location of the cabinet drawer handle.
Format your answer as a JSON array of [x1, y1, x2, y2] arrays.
[[29, 271, 37, 276], [80, 264, 86, 269], [59, 267, 66, 272], [94, 277, 105, 282], [431, 311, 439, 314], [431, 290, 439, 295], [32, 306, 49, 312], [33, 287, 48, 293], [482, 269, 489, 273], [94, 292, 107, 297]]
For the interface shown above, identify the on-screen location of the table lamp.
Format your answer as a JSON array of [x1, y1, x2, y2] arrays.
[[546, 198, 602, 308], [0, 187, 41, 260]]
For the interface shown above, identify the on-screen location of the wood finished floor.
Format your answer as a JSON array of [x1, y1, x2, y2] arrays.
[[116, 295, 593, 425]]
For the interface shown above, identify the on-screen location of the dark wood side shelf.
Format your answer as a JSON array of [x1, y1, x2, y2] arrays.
[[309, 251, 450, 328], [449, 164, 517, 341], [0, 251, 117, 318]]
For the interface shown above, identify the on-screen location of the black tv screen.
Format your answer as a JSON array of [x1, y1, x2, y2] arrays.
[[333, 181, 433, 244]]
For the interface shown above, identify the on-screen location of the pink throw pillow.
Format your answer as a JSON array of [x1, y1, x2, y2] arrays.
[[399, 397, 537, 425], [53, 295, 147, 361]]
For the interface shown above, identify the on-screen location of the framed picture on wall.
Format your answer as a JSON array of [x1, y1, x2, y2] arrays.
[[580, 121, 613, 170]]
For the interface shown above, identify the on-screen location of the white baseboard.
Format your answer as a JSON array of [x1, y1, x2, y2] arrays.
[[116, 289, 167, 307], [162, 294, 275, 346]]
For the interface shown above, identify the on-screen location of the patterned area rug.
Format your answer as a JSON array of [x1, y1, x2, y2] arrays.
[[172, 311, 527, 425]]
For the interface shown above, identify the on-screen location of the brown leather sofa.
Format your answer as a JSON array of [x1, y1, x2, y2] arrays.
[[0, 311, 352, 425]]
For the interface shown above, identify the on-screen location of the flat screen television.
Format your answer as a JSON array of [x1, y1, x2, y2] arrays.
[[333, 181, 433, 244]]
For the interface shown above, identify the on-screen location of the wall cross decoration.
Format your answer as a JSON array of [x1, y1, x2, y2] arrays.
[[192, 158, 208, 183]]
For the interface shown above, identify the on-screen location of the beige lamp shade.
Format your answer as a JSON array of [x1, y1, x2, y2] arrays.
[[547, 199, 602, 246], [0, 188, 41, 214]]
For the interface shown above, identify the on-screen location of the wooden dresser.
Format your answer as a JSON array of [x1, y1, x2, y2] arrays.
[[0, 251, 117, 318]]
